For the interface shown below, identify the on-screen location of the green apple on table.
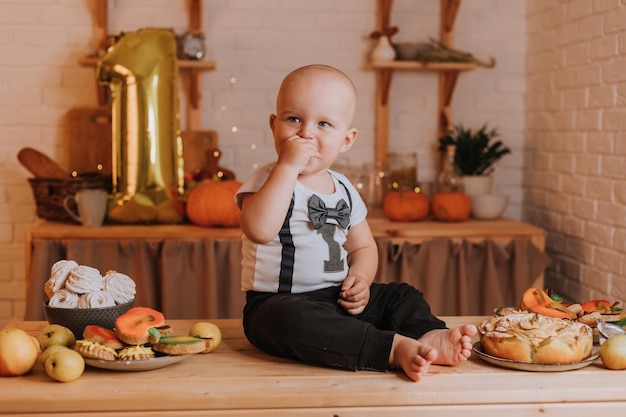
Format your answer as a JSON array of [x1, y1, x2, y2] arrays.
[[38, 324, 76, 350], [30, 335, 41, 353], [41, 345, 70, 364], [44, 349, 84, 382], [600, 334, 626, 370], [189, 322, 222, 353]]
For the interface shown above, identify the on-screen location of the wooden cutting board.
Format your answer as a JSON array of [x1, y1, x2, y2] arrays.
[[64, 107, 219, 176], [64, 107, 113, 175], [181, 130, 218, 173]]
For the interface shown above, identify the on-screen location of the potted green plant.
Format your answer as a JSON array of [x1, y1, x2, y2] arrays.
[[437, 124, 511, 195]]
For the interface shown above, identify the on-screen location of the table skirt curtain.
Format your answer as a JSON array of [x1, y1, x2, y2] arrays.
[[375, 237, 551, 316], [26, 238, 246, 320], [25, 237, 550, 320]]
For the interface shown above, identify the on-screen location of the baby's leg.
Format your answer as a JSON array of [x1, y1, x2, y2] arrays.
[[418, 324, 477, 366], [388, 334, 438, 382]]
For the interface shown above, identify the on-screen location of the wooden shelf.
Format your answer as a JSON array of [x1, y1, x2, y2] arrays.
[[370, 60, 477, 71], [26, 216, 544, 249], [78, 56, 216, 70], [371, 0, 492, 167], [84, 0, 214, 131]]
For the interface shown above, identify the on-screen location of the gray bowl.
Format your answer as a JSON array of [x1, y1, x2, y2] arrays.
[[43, 299, 134, 338], [393, 42, 433, 61]]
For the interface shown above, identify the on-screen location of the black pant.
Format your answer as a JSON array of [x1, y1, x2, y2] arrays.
[[243, 282, 446, 372]]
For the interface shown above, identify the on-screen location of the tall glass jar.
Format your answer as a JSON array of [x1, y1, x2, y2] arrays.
[[437, 145, 463, 192], [364, 161, 386, 209], [385, 152, 418, 193]]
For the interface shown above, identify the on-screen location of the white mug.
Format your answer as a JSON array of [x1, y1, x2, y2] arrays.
[[63, 189, 108, 227]]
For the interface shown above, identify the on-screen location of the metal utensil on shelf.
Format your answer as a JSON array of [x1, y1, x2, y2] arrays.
[[597, 320, 626, 344]]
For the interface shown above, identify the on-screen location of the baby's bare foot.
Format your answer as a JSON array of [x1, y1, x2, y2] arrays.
[[389, 334, 438, 382], [418, 324, 477, 365]]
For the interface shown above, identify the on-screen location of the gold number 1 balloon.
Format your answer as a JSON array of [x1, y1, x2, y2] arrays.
[[97, 28, 185, 223]]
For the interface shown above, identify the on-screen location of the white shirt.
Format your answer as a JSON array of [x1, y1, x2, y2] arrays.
[[236, 163, 368, 293]]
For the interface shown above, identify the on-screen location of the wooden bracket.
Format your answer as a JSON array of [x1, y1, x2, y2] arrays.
[[94, 0, 108, 50], [378, 69, 394, 107], [378, 0, 393, 31], [440, 0, 461, 46], [438, 70, 460, 137], [188, 0, 202, 33], [188, 69, 200, 109]]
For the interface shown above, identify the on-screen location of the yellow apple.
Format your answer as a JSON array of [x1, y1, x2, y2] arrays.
[[41, 345, 70, 365], [0, 328, 40, 376], [189, 322, 222, 353], [45, 349, 84, 382], [38, 324, 75, 351], [31, 336, 41, 353], [600, 334, 626, 370]]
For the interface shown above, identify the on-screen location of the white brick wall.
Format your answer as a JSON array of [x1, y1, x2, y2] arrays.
[[0, 0, 526, 326], [527, 0, 626, 303]]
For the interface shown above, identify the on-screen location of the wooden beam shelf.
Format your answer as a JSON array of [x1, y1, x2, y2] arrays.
[[82, 0, 214, 130], [370, 60, 477, 71], [78, 56, 216, 70], [371, 0, 493, 168]]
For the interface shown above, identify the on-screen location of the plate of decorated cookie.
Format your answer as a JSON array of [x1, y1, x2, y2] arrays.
[[74, 305, 211, 371], [84, 354, 190, 372]]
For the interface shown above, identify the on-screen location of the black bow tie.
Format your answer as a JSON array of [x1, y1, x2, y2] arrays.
[[308, 194, 350, 230]]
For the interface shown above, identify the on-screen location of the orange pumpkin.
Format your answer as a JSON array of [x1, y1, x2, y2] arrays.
[[186, 180, 243, 227], [382, 190, 429, 222], [431, 191, 471, 222]]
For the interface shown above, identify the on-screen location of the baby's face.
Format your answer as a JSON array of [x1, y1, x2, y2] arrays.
[[271, 71, 357, 175]]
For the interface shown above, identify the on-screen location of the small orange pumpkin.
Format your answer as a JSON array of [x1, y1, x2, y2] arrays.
[[382, 190, 429, 222], [186, 180, 243, 227], [431, 191, 471, 222]]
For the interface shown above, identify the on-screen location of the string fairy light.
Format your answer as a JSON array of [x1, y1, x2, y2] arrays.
[[216, 73, 261, 174]]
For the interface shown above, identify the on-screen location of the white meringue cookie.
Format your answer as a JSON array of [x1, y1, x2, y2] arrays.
[[48, 288, 80, 308], [78, 290, 116, 308], [44, 260, 78, 298], [103, 270, 136, 304], [65, 265, 104, 294]]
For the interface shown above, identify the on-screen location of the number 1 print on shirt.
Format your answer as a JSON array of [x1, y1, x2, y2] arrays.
[[318, 223, 344, 273]]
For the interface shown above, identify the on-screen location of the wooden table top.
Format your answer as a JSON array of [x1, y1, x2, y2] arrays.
[[28, 216, 544, 246], [2, 317, 625, 416]]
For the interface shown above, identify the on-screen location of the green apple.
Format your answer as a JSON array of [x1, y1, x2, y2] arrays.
[[38, 324, 76, 351], [45, 349, 84, 382], [31, 336, 41, 353], [189, 322, 222, 353], [41, 345, 70, 365], [600, 334, 626, 370], [0, 328, 40, 376]]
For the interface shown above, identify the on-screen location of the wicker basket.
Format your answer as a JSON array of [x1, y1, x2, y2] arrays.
[[28, 174, 112, 223]]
